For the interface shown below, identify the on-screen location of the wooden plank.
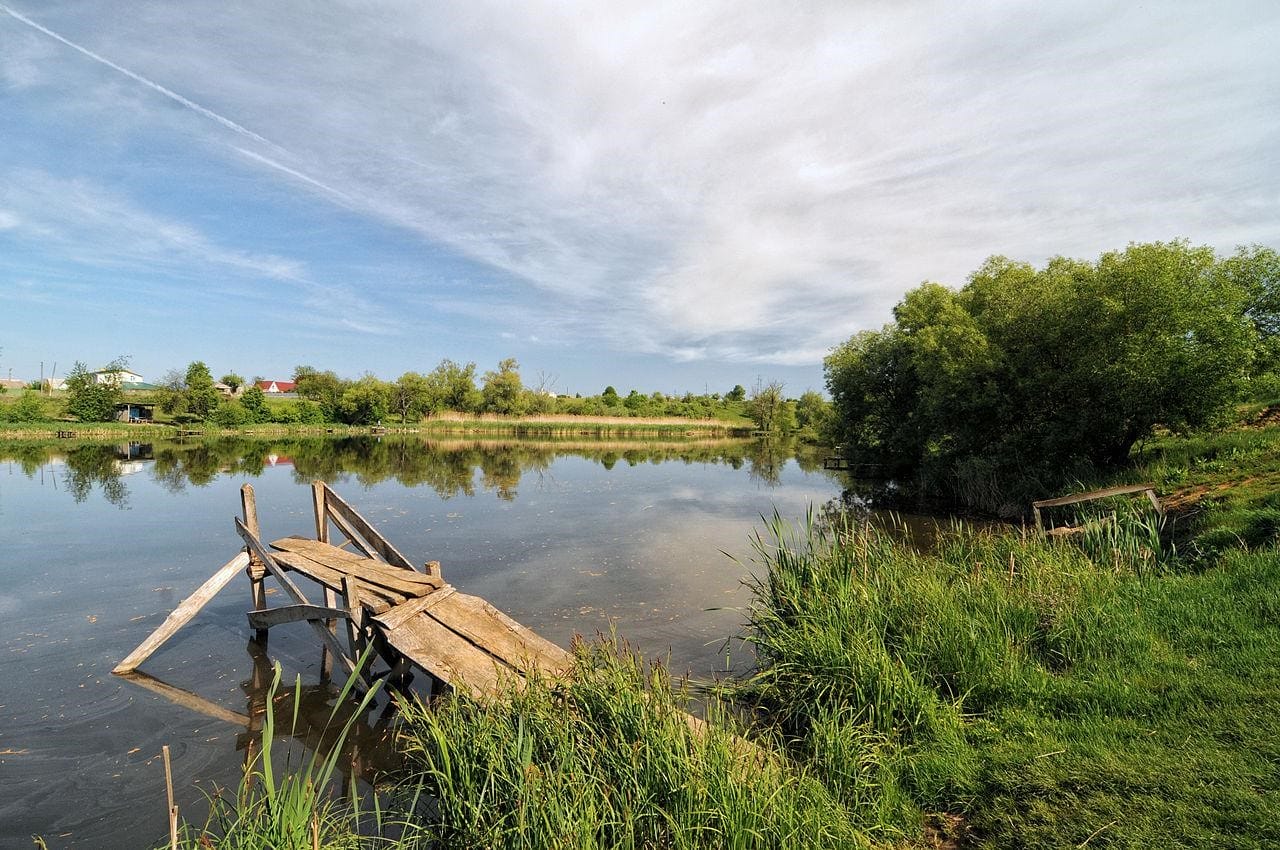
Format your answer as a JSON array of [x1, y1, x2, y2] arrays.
[[117, 671, 250, 726], [270, 538, 442, 594], [373, 587, 457, 631], [319, 482, 417, 571], [113, 552, 250, 674], [426, 593, 571, 675], [241, 484, 267, 641], [246, 604, 349, 629], [269, 550, 402, 614], [1032, 483, 1157, 509], [379, 614, 507, 698]]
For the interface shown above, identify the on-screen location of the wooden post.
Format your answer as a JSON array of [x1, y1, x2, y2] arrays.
[[424, 560, 442, 579], [343, 575, 367, 663], [234, 518, 367, 689], [312, 481, 336, 681], [311, 481, 329, 544], [242, 484, 268, 642]]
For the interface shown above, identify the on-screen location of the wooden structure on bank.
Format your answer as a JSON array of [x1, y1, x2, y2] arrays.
[[114, 481, 572, 699], [1032, 482, 1163, 533]]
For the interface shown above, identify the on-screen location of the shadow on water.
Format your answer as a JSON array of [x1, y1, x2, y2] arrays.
[[0, 434, 833, 509]]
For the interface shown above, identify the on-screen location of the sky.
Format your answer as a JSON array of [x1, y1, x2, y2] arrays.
[[1, 1, 1278, 396]]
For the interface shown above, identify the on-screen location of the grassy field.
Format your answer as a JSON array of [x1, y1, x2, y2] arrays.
[[145, 411, 1280, 848]]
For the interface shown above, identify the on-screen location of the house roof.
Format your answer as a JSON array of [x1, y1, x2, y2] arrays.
[[256, 380, 297, 392]]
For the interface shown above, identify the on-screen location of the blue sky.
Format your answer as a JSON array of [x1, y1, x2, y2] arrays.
[[2, 1, 1278, 396]]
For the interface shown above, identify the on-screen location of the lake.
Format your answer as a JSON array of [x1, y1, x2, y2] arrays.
[[0, 434, 852, 848]]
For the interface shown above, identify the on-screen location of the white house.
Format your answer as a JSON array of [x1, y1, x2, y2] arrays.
[[90, 368, 145, 385]]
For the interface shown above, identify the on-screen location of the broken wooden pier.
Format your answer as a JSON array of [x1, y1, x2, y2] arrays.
[[114, 481, 572, 699]]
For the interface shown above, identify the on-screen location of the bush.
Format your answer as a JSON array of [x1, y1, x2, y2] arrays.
[[0, 391, 47, 422]]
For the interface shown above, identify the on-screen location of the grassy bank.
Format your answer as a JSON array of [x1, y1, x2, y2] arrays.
[[148, 420, 1279, 848], [0, 414, 749, 442]]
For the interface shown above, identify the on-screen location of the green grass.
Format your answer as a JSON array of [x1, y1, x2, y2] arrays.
[[738, 513, 1280, 848]]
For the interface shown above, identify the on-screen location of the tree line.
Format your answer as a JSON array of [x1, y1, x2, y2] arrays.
[[2, 354, 831, 436], [824, 240, 1280, 512]]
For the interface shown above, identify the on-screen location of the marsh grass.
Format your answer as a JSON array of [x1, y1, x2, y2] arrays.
[[169, 659, 383, 849], [394, 637, 874, 849], [738, 511, 1280, 848]]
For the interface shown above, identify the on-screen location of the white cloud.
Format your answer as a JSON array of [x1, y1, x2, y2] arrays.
[[0, 209, 18, 229], [5, 0, 1279, 366]]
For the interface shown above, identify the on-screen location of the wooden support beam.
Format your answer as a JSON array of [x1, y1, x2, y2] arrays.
[[234, 518, 367, 688], [1032, 482, 1159, 510], [1032, 482, 1162, 534], [241, 484, 268, 641], [113, 552, 250, 674], [343, 576, 367, 662], [311, 480, 329, 544], [317, 481, 417, 571], [246, 604, 350, 630]]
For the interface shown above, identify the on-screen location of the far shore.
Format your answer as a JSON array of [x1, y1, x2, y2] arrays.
[[0, 413, 755, 443]]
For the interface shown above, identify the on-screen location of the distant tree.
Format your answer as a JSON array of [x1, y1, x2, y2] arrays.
[[293, 365, 346, 421], [602, 386, 620, 406], [391, 372, 432, 423], [426, 359, 481, 413], [219, 373, 245, 394], [747, 379, 788, 433], [0, 391, 46, 422], [156, 368, 188, 415], [65, 358, 127, 422], [240, 385, 269, 423], [726, 384, 747, 403], [795, 390, 831, 435], [184, 361, 220, 419], [337, 374, 390, 425], [481, 358, 525, 415]]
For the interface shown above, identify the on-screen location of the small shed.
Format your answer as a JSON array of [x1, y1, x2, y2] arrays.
[[115, 402, 156, 423]]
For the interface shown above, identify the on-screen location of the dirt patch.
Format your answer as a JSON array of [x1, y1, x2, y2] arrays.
[[914, 813, 974, 849], [1246, 405, 1280, 428], [1163, 477, 1260, 512]]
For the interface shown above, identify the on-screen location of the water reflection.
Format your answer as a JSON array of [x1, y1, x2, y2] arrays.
[[1, 435, 826, 508]]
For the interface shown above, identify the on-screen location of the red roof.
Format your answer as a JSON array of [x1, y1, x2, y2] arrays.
[[256, 380, 297, 393]]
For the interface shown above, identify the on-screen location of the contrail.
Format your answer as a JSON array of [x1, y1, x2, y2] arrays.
[[233, 147, 354, 203], [0, 3, 278, 150]]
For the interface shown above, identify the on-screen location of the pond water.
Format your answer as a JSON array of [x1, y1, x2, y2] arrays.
[[0, 434, 860, 848]]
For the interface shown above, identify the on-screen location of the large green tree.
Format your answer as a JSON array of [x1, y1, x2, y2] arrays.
[[480, 358, 525, 415], [64, 358, 128, 422], [825, 240, 1258, 510], [426, 359, 481, 413], [184, 361, 220, 419]]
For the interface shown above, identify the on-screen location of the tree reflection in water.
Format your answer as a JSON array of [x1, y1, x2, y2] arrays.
[[1, 435, 836, 508]]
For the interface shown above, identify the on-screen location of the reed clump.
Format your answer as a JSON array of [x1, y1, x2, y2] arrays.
[[394, 637, 874, 849]]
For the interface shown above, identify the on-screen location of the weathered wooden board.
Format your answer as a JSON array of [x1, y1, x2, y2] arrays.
[[247, 604, 350, 630], [1032, 482, 1158, 509], [268, 550, 405, 612], [379, 612, 507, 698], [426, 592, 571, 676], [271, 537, 441, 594], [316, 482, 417, 571]]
